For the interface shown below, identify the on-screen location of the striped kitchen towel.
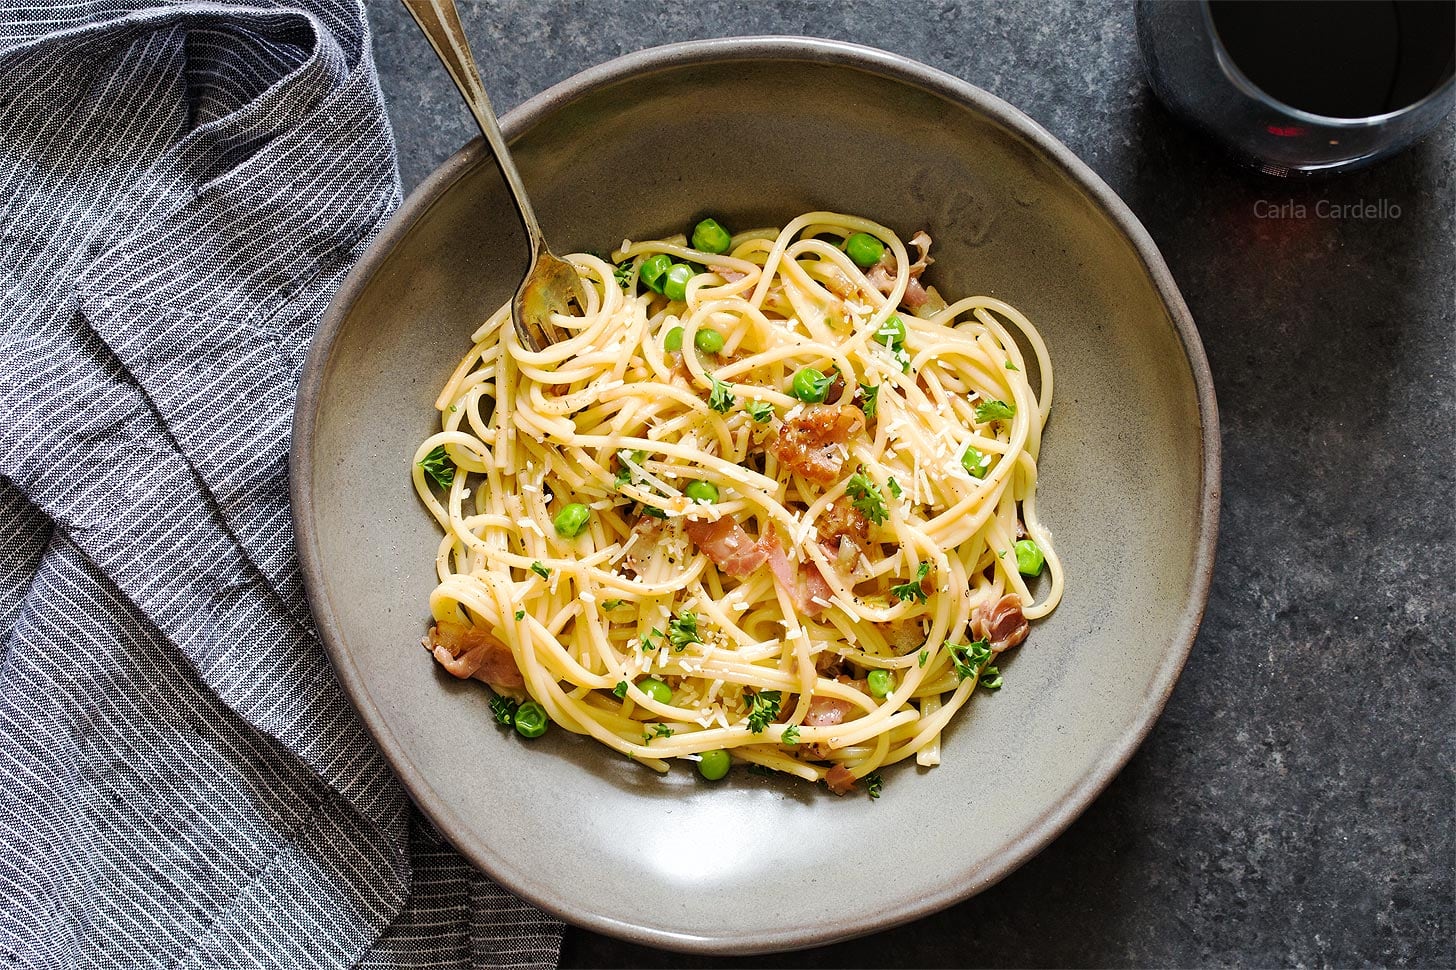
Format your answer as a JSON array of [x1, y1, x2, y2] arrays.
[[0, 2, 563, 966]]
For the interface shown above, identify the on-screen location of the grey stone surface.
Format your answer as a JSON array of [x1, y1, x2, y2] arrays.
[[366, 1, 1455, 966]]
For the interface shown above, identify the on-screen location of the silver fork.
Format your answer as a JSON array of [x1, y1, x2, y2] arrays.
[[401, 0, 583, 353]]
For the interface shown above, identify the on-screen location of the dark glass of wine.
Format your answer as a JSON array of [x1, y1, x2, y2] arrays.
[[1136, 0, 1455, 174]]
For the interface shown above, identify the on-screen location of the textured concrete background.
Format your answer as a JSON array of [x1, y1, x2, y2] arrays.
[[366, 2, 1455, 967]]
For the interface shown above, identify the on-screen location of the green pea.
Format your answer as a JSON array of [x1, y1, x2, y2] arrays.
[[875, 314, 907, 349], [791, 367, 831, 403], [867, 669, 894, 698], [697, 749, 731, 781], [639, 253, 672, 293], [552, 502, 591, 538], [684, 480, 719, 504], [845, 232, 886, 268], [513, 700, 548, 738], [694, 328, 725, 354], [664, 326, 684, 352], [961, 445, 991, 479], [663, 263, 695, 301], [692, 218, 732, 255], [637, 677, 672, 704], [1014, 538, 1046, 576]]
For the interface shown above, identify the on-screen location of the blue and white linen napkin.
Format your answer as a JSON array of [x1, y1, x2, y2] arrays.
[[0, 2, 562, 966]]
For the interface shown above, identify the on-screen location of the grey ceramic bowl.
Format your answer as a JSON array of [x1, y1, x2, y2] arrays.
[[292, 37, 1219, 954]]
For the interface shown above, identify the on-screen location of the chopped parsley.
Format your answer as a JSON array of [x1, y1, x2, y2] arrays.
[[613, 680, 629, 699], [666, 611, 701, 651], [891, 561, 932, 603], [845, 468, 888, 525], [640, 505, 668, 519], [918, 649, 928, 668], [944, 637, 993, 681], [782, 725, 800, 746], [745, 399, 775, 423], [979, 665, 1003, 691], [639, 627, 664, 652], [866, 772, 884, 799], [974, 399, 1016, 423], [602, 599, 623, 611], [1005, 360, 1019, 371], [745, 689, 782, 733], [647, 724, 675, 740], [613, 259, 635, 290], [513, 609, 525, 621], [887, 476, 902, 498], [859, 382, 879, 418], [708, 377, 735, 413], [417, 445, 455, 489], [489, 693, 518, 727], [529, 561, 551, 580], [892, 346, 912, 373]]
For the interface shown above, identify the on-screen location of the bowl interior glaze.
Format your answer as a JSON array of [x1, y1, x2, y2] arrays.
[[293, 38, 1218, 953]]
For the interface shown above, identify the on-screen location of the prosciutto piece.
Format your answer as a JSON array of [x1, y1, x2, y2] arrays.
[[971, 593, 1030, 652], [683, 515, 770, 578], [817, 496, 869, 548], [804, 694, 855, 727], [761, 525, 835, 618], [710, 264, 748, 283], [825, 764, 857, 795], [769, 404, 866, 484], [683, 517, 846, 620], [866, 229, 934, 309], [815, 496, 872, 581], [900, 276, 930, 310], [425, 619, 524, 689]]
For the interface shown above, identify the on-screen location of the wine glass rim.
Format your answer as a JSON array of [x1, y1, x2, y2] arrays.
[[1199, 0, 1456, 128]]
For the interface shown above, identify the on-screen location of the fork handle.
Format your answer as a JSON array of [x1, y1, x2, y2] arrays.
[[400, 0, 546, 256]]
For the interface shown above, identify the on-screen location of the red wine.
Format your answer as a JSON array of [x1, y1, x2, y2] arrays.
[[1208, 0, 1455, 119]]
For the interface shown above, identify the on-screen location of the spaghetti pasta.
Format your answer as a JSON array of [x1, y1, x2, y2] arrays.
[[411, 211, 1061, 793]]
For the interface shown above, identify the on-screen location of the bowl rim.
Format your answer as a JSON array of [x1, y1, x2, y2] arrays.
[[291, 35, 1221, 954]]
